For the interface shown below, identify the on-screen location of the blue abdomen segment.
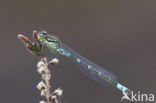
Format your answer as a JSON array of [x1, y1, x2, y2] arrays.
[[57, 48, 71, 56], [117, 83, 130, 94]]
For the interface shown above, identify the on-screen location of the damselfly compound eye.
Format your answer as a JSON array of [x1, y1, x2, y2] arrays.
[[42, 32, 47, 36], [39, 31, 47, 36]]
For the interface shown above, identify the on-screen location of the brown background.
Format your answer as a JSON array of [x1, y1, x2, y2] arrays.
[[0, 0, 156, 103]]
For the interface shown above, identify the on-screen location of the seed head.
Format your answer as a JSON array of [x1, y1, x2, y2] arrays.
[[53, 88, 63, 96], [40, 90, 47, 97], [39, 101, 47, 103], [37, 61, 45, 68], [37, 81, 47, 91], [49, 58, 59, 65], [37, 66, 46, 74]]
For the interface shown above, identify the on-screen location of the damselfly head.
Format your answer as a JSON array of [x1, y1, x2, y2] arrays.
[[37, 31, 61, 49], [37, 31, 48, 41]]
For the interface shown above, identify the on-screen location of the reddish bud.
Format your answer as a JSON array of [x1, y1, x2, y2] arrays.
[[25, 44, 33, 51], [33, 30, 38, 40], [18, 34, 29, 43]]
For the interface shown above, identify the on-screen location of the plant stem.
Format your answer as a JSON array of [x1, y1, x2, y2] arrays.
[[41, 57, 52, 103]]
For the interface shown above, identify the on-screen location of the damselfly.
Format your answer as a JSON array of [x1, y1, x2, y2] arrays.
[[37, 31, 131, 95]]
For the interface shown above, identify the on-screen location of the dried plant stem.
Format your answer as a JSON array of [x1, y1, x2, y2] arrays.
[[18, 31, 63, 103], [45, 76, 51, 103], [38, 57, 62, 103], [41, 57, 52, 103]]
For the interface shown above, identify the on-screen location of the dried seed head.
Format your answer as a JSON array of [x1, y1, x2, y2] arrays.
[[37, 81, 46, 91], [37, 66, 46, 74], [49, 58, 59, 65], [37, 61, 45, 68], [51, 95, 58, 103], [39, 101, 47, 103], [42, 74, 51, 81], [53, 88, 63, 96], [40, 90, 47, 97]]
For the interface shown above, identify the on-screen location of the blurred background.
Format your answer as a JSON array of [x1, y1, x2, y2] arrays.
[[0, 0, 156, 103]]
